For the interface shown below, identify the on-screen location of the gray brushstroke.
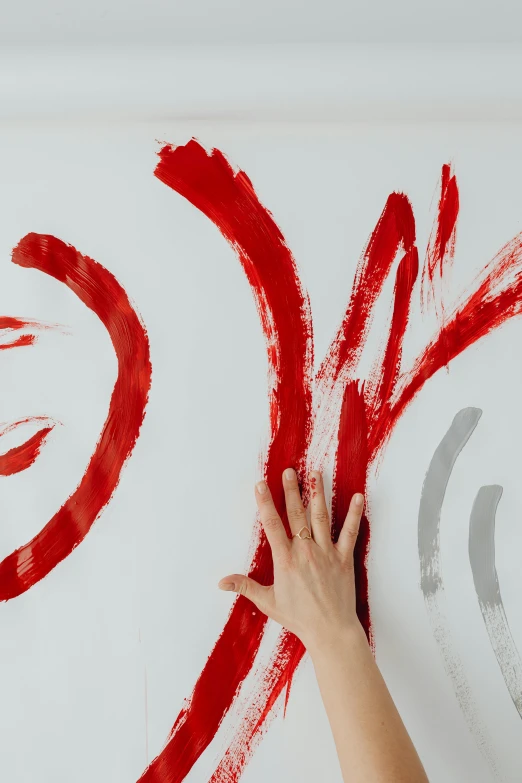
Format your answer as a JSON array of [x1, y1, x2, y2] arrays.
[[469, 485, 522, 717], [419, 408, 502, 780]]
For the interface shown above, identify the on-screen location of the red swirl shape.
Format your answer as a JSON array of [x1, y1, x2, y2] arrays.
[[0, 234, 152, 602]]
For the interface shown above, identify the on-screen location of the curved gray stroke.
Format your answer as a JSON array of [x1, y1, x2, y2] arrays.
[[469, 485, 522, 717], [418, 407, 501, 779]]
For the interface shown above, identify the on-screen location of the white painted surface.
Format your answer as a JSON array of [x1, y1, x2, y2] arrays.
[[0, 120, 521, 782]]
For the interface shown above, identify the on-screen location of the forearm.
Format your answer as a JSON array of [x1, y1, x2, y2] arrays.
[[309, 627, 428, 783]]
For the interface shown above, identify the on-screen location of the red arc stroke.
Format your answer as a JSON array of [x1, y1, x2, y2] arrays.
[[145, 140, 522, 783], [0, 233, 152, 601]]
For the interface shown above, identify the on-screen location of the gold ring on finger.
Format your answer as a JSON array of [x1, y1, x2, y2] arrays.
[[293, 526, 312, 540]]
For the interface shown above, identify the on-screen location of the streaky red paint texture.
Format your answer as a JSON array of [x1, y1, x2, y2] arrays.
[[421, 163, 459, 314], [0, 333, 36, 350], [141, 140, 313, 783], [151, 150, 522, 782], [0, 233, 151, 601], [0, 421, 54, 476]]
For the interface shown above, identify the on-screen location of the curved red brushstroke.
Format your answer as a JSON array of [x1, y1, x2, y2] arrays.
[[0, 424, 54, 476], [421, 163, 459, 314], [0, 233, 151, 601], [139, 140, 313, 783]]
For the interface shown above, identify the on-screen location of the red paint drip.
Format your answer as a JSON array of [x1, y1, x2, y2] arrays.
[[0, 233, 151, 601], [421, 163, 459, 314], [0, 425, 53, 476], [140, 140, 313, 783]]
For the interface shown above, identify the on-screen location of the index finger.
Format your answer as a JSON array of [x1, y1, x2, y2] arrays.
[[255, 480, 290, 557]]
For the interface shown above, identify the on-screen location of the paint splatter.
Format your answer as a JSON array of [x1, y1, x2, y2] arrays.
[[151, 149, 522, 782], [0, 233, 152, 601], [0, 418, 56, 476], [469, 485, 522, 718], [418, 408, 500, 778]]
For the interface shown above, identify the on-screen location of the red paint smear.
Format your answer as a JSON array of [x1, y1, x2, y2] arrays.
[[0, 426, 53, 476], [141, 140, 313, 783], [0, 233, 151, 601], [421, 163, 459, 314], [0, 333, 36, 350], [0, 316, 58, 331]]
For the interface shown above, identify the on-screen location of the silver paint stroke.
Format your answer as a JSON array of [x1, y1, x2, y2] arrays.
[[418, 407, 501, 779], [469, 485, 522, 718]]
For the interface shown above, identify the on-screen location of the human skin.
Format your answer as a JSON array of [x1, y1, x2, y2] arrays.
[[219, 468, 429, 783]]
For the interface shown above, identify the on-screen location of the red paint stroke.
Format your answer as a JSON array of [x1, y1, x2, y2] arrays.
[[421, 163, 459, 315], [0, 315, 65, 349], [317, 193, 416, 389], [0, 233, 151, 601], [139, 140, 313, 783], [149, 147, 522, 782], [0, 333, 36, 350], [0, 418, 55, 476], [211, 381, 372, 782]]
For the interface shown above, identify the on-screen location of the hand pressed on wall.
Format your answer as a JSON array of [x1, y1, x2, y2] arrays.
[[218, 469, 365, 654]]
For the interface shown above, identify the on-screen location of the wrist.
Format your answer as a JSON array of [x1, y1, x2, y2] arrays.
[[305, 622, 369, 664]]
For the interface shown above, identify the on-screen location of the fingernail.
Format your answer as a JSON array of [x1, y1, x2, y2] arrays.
[[354, 493, 364, 507], [284, 468, 296, 481], [218, 581, 235, 591], [256, 481, 267, 494]]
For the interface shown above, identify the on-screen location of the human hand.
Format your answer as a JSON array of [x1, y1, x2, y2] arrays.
[[218, 468, 365, 656]]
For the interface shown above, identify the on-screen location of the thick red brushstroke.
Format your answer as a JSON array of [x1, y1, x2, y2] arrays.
[[211, 382, 371, 782], [0, 233, 151, 601], [317, 193, 415, 387], [366, 247, 419, 426], [0, 425, 53, 476], [140, 140, 313, 783], [421, 163, 459, 313]]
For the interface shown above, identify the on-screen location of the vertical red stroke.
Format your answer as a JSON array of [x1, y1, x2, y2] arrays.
[[421, 163, 459, 314], [211, 381, 369, 782], [317, 193, 415, 387], [0, 233, 151, 601], [365, 246, 419, 431], [142, 141, 313, 782]]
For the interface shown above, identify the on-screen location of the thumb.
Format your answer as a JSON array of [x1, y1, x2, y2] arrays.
[[218, 574, 272, 614]]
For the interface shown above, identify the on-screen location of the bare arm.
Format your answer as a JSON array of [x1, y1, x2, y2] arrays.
[[218, 469, 428, 783]]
